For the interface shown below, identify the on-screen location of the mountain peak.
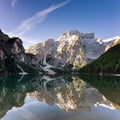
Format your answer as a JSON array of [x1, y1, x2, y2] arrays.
[[69, 30, 81, 36], [57, 30, 95, 42], [0, 29, 2, 33], [0, 29, 9, 42]]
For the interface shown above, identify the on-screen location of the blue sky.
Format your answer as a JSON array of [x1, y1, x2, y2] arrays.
[[0, 0, 120, 48]]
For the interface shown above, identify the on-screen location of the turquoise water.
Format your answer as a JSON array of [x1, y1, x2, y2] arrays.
[[0, 75, 120, 120]]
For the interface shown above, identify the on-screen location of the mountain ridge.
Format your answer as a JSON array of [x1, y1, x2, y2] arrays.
[[79, 39, 120, 74], [0, 29, 120, 75], [0, 29, 41, 74], [26, 30, 119, 70]]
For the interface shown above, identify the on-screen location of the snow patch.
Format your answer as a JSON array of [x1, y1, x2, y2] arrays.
[[113, 74, 120, 76], [17, 64, 28, 75], [102, 36, 119, 43], [99, 103, 115, 110]]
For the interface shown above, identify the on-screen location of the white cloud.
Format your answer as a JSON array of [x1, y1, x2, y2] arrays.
[[11, 0, 17, 8], [11, 0, 70, 37]]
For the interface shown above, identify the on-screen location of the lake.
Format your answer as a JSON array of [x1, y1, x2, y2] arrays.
[[0, 75, 120, 120]]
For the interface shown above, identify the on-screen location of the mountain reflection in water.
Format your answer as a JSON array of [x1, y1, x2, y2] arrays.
[[0, 75, 120, 120]]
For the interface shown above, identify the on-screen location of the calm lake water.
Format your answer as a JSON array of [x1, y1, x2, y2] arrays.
[[0, 75, 120, 120]]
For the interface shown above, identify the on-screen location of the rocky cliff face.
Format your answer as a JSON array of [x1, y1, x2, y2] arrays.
[[25, 39, 55, 64], [0, 30, 40, 74], [26, 30, 115, 70], [1, 29, 119, 74], [79, 38, 120, 74], [49, 31, 87, 68]]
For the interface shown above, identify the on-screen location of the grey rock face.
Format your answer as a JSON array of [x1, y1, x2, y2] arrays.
[[49, 31, 88, 68], [0, 30, 40, 74], [25, 30, 105, 69], [26, 30, 120, 70], [25, 39, 55, 64]]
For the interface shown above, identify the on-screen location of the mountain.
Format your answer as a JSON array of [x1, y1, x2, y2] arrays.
[[49, 31, 87, 68], [79, 38, 120, 74], [26, 30, 108, 70], [0, 30, 40, 74], [25, 39, 55, 65], [1, 29, 119, 75], [103, 36, 120, 51]]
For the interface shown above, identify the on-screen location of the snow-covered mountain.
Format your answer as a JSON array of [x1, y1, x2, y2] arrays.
[[102, 36, 120, 51], [26, 30, 120, 71], [1, 29, 119, 75]]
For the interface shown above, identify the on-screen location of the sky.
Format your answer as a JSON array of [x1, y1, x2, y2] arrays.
[[0, 0, 120, 48]]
